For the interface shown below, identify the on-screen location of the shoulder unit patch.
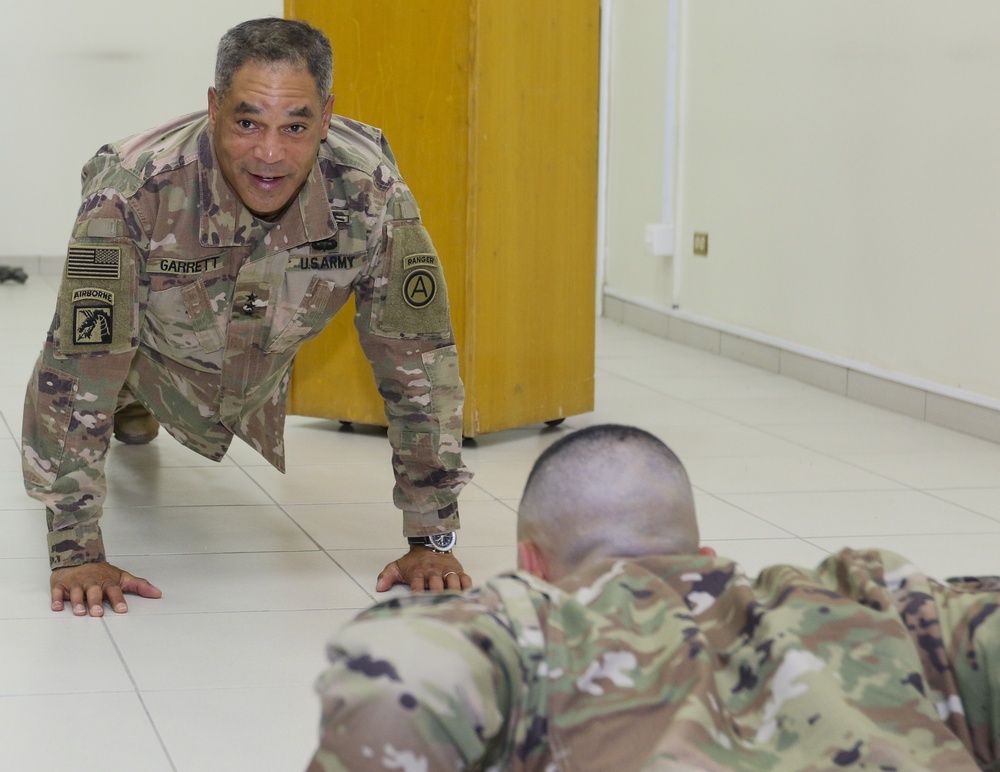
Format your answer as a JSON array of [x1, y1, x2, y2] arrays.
[[403, 268, 436, 309], [67, 287, 116, 347], [375, 224, 451, 338]]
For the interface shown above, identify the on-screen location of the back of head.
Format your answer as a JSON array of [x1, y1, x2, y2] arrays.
[[215, 18, 333, 102], [518, 424, 698, 580]]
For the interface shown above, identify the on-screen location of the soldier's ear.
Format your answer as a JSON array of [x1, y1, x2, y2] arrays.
[[208, 87, 219, 128], [320, 94, 335, 141], [517, 542, 550, 581]]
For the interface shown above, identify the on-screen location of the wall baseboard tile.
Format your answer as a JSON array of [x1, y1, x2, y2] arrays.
[[603, 290, 1000, 445]]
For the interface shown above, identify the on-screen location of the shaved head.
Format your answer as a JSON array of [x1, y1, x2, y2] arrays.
[[517, 425, 698, 581]]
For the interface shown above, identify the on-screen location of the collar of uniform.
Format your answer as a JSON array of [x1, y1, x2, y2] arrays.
[[197, 130, 336, 249], [197, 129, 260, 247], [295, 160, 338, 244]]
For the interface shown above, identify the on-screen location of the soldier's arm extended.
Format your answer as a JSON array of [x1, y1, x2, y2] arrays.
[[881, 556, 1000, 768], [22, 151, 153, 612], [815, 548, 1000, 768], [308, 599, 522, 771], [351, 154, 474, 591]]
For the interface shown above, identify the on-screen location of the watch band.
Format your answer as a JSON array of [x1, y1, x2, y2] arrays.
[[408, 531, 457, 554]]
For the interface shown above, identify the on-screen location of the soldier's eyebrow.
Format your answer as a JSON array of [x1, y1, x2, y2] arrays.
[[234, 102, 263, 115], [231, 102, 314, 119]]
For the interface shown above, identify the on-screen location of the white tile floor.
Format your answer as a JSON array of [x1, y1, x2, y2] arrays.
[[3, 274, 1000, 770]]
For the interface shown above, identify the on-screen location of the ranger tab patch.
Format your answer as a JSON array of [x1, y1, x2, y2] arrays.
[[71, 287, 115, 345]]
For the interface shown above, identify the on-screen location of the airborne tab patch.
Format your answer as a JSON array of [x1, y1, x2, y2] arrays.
[[72, 287, 115, 305], [66, 244, 121, 280]]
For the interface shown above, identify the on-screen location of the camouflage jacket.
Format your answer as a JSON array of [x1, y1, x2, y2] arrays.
[[22, 112, 471, 569], [309, 549, 1000, 771]]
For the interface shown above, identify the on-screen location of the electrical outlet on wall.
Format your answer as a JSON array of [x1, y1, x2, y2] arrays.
[[693, 232, 709, 256], [644, 224, 675, 257]]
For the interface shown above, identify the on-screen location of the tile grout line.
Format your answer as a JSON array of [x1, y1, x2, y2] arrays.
[[100, 619, 178, 772]]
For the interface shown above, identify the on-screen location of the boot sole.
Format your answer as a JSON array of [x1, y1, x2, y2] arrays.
[[114, 431, 159, 445]]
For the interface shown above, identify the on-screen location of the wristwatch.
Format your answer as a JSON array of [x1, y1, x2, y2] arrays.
[[407, 531, 458, 554]]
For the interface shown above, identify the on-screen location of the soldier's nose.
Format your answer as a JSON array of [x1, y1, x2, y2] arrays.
[[254, 135, 284, 164]]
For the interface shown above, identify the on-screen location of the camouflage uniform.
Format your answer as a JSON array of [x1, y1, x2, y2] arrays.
[[309, 549, 1000, 771], [22, 111, 471, 569]]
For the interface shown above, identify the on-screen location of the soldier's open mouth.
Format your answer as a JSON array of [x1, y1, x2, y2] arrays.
[[250, 173, 284, 188]]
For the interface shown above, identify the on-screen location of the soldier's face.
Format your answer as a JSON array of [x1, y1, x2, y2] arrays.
[[208, 62, 334, 221]]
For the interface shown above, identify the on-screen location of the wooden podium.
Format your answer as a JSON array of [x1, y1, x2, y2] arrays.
[[284, 0, 598, 436]]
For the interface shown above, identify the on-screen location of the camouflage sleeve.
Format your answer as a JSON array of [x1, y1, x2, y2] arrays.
[[817, 548, 1000, 769], [351, 150, 472, 537], [21, 150, 147, 569], [307, 595, 523, 771]]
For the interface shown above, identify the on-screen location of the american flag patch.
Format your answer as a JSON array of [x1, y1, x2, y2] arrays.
[[66, 245, 121, 279]]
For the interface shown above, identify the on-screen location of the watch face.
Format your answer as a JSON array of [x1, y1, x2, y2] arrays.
[[429, 531, 457, 552]]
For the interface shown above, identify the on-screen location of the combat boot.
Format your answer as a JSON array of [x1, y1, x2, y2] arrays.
[[113, 402, 160, 444]]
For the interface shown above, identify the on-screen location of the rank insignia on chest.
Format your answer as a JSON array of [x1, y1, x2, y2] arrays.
[[235, 288, 268, 317]]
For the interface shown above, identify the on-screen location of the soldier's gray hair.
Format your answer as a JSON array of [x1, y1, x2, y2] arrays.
[[518, 425, 699, 579], [215, 18, 333, 102]]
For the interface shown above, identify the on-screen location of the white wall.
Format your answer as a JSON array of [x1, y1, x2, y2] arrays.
[[604, 0, 1000, 404], [0, 0, 281, 259], [602, 0, 674, 305], [12, 2, 1000, 405]]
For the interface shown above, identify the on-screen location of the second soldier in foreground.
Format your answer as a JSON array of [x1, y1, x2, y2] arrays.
[[22, 18, 473, 617], [308, 424, 998, 771]]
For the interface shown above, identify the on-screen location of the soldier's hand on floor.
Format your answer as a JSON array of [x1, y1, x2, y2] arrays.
[[50, 561, 162, 616], [376, 548, 473, 593]]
